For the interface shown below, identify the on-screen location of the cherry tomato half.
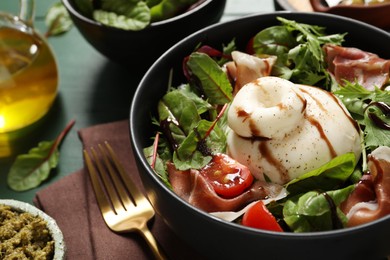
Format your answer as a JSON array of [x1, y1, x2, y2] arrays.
[[242, 201, 283, 232], [199, 153, 254, 199]]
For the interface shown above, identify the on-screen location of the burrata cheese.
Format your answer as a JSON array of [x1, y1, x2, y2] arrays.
[[227, 76, 362, 184]]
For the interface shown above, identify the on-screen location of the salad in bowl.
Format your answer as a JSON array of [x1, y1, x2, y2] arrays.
[[130, 12, 390, 259]]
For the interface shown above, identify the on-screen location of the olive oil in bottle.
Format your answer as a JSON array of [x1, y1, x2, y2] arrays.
[[0, 26, 58, 133]]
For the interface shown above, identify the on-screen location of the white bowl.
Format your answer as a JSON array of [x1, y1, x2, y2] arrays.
[[0, 199, 66, 260]]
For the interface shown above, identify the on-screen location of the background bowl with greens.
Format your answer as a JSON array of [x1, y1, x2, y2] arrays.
[[61, 0, 226, 69], [130, 11, 390, 260]]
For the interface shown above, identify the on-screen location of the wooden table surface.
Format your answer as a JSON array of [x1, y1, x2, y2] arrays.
[[0, 0, 277, 203]]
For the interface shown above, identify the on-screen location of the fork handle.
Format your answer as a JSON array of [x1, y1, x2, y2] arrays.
[[139, 224, 168, 260]]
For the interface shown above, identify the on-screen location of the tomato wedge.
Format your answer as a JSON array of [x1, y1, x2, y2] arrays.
[[242, 201, 283, 232], [199, 153, 254, 198]]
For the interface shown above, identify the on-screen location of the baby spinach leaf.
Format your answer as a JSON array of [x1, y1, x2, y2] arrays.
[[177, 84, 214, 116], [146, 0, 163, 8], [283, 185, 354, 232], [173, 116, 226, 170], [173, 149, 211, 171], [187, 52, 233, 105], [176, 119, 225, 157], [45, 2, 73, 37], [160, 90, 201, 135], [144, 144, 172, 189], [150, 0, 199, 22], [253, 25, 296, 61], [73, 0, 94, 18], [7, 120, 75, 191], [94, 1, 151, 31], [285, 153, 356, 196]]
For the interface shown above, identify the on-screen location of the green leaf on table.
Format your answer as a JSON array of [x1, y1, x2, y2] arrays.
[[7, 120, 75, 191], [45, 2, 73, 37], [94, 0, 151, 31]]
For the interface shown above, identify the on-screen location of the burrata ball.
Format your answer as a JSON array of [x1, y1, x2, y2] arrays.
[[227, 76, 362, 184]]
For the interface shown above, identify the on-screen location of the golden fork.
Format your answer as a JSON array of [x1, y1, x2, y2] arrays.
[[83, 141, 167, 260]]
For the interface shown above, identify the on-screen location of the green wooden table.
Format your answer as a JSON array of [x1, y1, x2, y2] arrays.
[[0, 0, 276, 203]]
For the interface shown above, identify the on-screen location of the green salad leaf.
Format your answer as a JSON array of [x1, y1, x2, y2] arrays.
[[177, 84, 214, 115], [7, 120, 75, 191], [144, 144, 172, 189], [73, 0, 94, 18], [285, 153, 356, 196], [160, 90, 201, 135], [252, 17, 346, 89], [150, 0, 199, 22], [335, 81, 390, 151], [187, 52, 233, 105], [71, 0, 201, 30], [94, 1, 151, 31], [174, 119, 226, 170], [283, 185, 354, 232], [154, 83, 227, 170]]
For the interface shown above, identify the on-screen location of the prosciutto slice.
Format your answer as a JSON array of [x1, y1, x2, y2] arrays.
[[167, 162, 283, 213], [323, 44, 390, 90], [341, 146, 390, 227], [225, 51, 277, 94]]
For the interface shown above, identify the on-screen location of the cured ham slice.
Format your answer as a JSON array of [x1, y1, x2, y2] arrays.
[[341, 146, 390, 227], [225, 51, 277, 94], [167, 162, 283, 213], [323, 44, 390, 90]]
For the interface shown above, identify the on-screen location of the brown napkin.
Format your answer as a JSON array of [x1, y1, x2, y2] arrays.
[[33, 120, 203, 260]]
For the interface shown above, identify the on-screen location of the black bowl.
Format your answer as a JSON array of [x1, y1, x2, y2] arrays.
[[61, 0, 226, 70], [130, 12, 390, 260]]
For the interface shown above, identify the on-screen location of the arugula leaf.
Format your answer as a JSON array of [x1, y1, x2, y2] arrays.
[[334, 81, 390, 150], [285, 153, 356, 196], [364, 104, 390, 149], [7, 120, 75, 191], [187, 52, 233, 105], [45, 2, 73, 37], [252, 17, 345, 89], [94, 1, 151, 31], [283, 185, 354, 232]]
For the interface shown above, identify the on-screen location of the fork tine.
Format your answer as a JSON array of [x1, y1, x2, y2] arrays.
[[97, 143, 134, 210], [83, 149, 113, 214], [85, 142, 167, 260], [89, 146, 125, 214], [103, 141, 151, 208]]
